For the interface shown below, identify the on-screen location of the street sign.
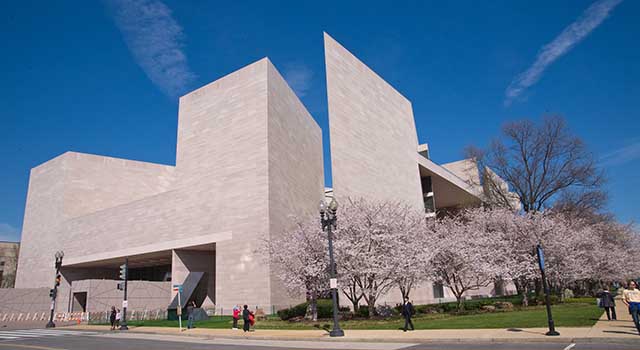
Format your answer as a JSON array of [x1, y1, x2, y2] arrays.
[[172, 284, 183, 293], [122, 300, 128, 308], [536, 244, 545, 271], [330, 278, 337, 289]]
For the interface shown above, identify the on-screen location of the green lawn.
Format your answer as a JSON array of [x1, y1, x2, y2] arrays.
[[123, 302, 602, 330]]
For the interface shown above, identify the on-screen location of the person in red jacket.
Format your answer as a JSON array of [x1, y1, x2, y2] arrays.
[[232, 304, 241, 330]]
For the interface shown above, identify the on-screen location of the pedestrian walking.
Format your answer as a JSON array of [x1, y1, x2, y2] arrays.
[[401, 297, 415, 332], [597, 286, 617, 321], [242, 305, 251, 332], [249, 309, 256, 328], [622, 280, 640, 335], [232, 304, 241, 330], [186, 300, 196, 329], [109, 306, 117, 331], [115, 309, 121, 329]]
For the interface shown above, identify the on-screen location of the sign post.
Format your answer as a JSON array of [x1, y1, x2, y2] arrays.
[[536, 244, 559, 336], [173, 284, 183, 331]]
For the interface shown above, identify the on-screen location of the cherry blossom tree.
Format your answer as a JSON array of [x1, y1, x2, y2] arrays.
[[334, 198, 427, 317], [266, 216, 329, 321], [463, 208, 538, 296], [395, 223, 434, 301], [427, 210, 508, 311]]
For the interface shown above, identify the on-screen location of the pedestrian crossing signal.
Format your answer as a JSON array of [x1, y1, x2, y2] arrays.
[[117, 282, 125, 291], [54, 274, 61, 287], [49, 289, 56, 298]]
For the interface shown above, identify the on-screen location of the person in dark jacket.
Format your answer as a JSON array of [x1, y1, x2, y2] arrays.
[[242, 305, 251, 332], [597, 286, 617, 321], [109, 306, 117, 331], [186, 300, 196, 329], [401, 297, 415, 332]]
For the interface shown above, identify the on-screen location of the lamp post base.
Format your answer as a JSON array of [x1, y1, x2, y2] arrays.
[[45, 321, 55, 328], [545, 330, 560, 336], [329, 329, 344, 337]]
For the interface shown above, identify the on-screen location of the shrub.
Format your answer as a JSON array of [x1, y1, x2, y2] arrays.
[[277, 299, 335, 320], [565, 297, 596, 304], [376, 305, 396, 318], [277, 302, 308, 320], [316, 299, 334, 319], [357, 306, 369, 318], [408, 295, 524, 314], [527, 293, 561, 305]]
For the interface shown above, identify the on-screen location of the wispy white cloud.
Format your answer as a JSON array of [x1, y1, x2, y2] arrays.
[[283, 63, 313, 98], [0, 223, 20, 242], [106, 0, 196, 98], [601, 141, 640, 167], [504, 0, 622, 106]]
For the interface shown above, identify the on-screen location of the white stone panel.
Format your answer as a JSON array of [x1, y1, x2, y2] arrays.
[[324, 33, 423, 208]]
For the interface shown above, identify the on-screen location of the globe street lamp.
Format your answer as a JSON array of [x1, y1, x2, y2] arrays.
[[319, 197, 344, 337], [46, 250, 64, 328]]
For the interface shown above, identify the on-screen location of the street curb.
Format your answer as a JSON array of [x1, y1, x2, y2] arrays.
[[75, 327, 640, 346]]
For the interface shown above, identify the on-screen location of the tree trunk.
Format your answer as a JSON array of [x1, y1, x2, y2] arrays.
[[341, 280, 362, 313], [305, 290, 318, 321], [367, 296, 376, 318], [456, 294, 465, 312], [311, 294, 318, 321], [522, 293, 528, 307], [399, 279, 413, 301]]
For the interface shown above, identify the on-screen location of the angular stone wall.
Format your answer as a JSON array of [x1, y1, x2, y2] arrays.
[[0, 288, 50, 314], [324, 33, 423, 208], [70, 280, 171, 313]]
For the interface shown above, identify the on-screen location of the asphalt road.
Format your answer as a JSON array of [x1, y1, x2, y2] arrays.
[[0, 329, 637, 350]]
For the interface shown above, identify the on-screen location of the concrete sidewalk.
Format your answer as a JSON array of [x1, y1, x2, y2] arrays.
[[66, 324, 639, 345], [65, 300, 640, 345]]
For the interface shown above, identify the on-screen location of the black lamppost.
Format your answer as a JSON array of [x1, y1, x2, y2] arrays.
[[46, 250, 64, 328], [536, 244, 559, 336], [319, 197, 344, 337], [119, 258, 129, 330]]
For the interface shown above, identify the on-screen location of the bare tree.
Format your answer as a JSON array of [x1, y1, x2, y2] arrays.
[[467, 116, 604, 213], [1, 244, 19, 288]]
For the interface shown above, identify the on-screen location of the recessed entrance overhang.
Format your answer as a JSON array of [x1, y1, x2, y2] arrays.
[[63, 242, 216, 269], [417, 155, 482, 209], [62, 231, 230, 268]]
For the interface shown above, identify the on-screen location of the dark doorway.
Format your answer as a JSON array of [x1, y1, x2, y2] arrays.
[[72, 292, 87, 312]]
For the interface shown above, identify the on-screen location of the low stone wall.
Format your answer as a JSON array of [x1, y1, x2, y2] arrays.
[[0, 288, 50, 314]]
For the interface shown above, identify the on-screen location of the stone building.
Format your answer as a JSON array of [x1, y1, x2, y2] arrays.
[[15, 58, 324, 314], [14, 33, 517, 314]]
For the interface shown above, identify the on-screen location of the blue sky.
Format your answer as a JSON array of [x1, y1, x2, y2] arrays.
[[1, 0, 638, 241]]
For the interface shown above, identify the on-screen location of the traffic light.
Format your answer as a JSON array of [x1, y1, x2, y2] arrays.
[[49, 289, 57, 298], [54, 274, 61, 287], [119, 263, 127, 280], [117, 282, 125, 291]]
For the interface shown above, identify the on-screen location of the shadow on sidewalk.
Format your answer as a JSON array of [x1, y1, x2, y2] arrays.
[[603, 330, 639, 336], [506, 328, 545, 335]]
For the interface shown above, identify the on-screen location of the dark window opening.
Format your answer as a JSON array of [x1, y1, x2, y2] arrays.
[[433, 282, 444, 299]]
